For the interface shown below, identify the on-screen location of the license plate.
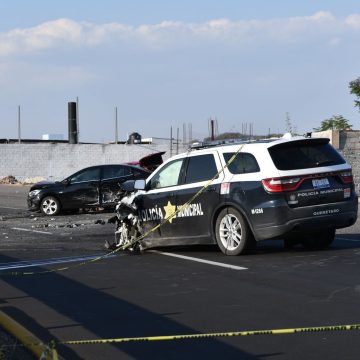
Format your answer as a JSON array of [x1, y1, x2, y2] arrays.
[[312, 178, 330, 189]]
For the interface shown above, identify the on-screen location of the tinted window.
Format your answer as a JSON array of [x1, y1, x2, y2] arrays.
[[268, 139, 345, 170], [132, 168, 149, 178], [103, 165, 131, 179], [185, 154, 218, 184], [149, 159, 183, 189], [71, 168, 100, 183], [223, 153, 260, 174]]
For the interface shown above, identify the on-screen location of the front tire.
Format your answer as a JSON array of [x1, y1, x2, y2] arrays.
[[215, 207, 255, 255], [40, 196, 60, 216]]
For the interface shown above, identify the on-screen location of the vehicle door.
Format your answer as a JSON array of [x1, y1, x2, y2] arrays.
[[136, 157, 185, 242], [173, 152, 224, 239], [62, 167, 101, 208], [100, 165, 134, 206]]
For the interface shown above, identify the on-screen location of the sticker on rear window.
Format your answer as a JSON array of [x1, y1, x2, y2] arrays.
[[312, 178, 330, 189]]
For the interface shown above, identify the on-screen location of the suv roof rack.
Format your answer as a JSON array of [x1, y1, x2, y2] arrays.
[[189, 138, 273, 150]]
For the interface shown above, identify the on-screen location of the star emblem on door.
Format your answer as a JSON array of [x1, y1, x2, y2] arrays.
[[164, 201, 177, 223]]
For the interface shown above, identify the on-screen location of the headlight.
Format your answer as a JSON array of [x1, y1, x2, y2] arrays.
[[28, 189, 41, 197]]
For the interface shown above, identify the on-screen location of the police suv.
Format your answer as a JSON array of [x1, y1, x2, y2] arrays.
[[133, 135, 358, 255]]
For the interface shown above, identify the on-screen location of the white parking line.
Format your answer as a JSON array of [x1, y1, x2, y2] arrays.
[[0, 253, 116, 271], [336, 237, 360, 243], [12, 227, 52, 235], [149, 250, 247, 270]]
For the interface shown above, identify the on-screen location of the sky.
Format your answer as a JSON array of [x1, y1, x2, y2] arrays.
[[0, 0, 360, 143]]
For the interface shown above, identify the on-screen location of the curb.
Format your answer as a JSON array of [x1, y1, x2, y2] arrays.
[[0, 308, 54, 359]]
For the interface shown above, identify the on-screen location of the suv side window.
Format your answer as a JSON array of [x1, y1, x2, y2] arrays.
[[184, 154, 218, 184], [148, 159, 183, 189], [223, 153, 260, 174]]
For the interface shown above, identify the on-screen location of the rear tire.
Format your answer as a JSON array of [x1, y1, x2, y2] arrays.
[[40, 196, 60, 216], [300, 228, 335, 250], [215, 207, 255, 255]]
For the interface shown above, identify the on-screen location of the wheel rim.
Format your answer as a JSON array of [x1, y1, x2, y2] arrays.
[[42, 198, 58, 215], [219, 214, 242, 251]]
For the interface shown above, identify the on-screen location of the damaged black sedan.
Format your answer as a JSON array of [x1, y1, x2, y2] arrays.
[[27, 164, 151, 216], [28, 152, 165, 216]]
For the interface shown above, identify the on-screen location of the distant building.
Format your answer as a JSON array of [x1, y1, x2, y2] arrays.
[[42, 134, 64, 141]]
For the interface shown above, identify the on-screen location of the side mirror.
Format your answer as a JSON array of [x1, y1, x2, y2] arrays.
[[119, 180, 135, 192], [62, 178, 70, 186], [134, 179, 146, 190]]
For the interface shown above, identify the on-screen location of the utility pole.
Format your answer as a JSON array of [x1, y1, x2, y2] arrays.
[[76, 97, 80, 142], [114, 106, 118, 144], [210, 119, 215, 141], [176, 127, 179, 154], [183, 123, 187, 146], [170, 126, 173, 157], [18, 105, 21, 144]]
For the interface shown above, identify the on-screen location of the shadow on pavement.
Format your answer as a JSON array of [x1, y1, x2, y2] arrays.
[[0, 254, 259, 360]]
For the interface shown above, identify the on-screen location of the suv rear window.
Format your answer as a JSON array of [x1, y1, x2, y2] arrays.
[[268, 139, 345, 170]]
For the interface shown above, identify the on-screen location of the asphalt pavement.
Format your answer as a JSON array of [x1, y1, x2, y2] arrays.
[[0, 184, 360, 359]]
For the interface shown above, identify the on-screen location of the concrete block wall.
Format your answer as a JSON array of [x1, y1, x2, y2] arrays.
[[338, 131, 360, 194], [1, 133, 360, 194], [312, 130, 360, 194], [0, 143, 171, 181]]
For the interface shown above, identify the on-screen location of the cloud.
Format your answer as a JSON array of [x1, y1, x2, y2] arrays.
[[345, 14, 360, 29], [1, 19, 82, 54], [0, 11, 359, 56]]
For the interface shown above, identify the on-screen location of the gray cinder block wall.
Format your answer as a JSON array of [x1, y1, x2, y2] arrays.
[[1, 133, 360, 193], [313, 130, 360, 194], [338, 131, 360, 194], [0, 143, 172, 181]]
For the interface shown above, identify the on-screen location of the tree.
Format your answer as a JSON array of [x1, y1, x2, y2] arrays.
[[314, 115, 352, 131], [349, 77, 360, 111]]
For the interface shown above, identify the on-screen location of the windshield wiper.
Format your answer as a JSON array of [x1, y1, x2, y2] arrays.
[[316, 160, 336, 167]]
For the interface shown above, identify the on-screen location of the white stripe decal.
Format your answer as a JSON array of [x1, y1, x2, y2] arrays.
[[149, 250, 247, 270], [12, 227, 51, 235]]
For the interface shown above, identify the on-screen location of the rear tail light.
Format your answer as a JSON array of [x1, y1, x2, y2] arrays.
[[262, 177, 303, 193], [339, 171, 353, 184], [263, 170, 354, 193]]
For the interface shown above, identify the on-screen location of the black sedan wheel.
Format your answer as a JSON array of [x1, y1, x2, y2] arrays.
[[40, 196, 60, 216]]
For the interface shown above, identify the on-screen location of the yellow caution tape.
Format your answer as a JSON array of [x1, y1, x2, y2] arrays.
[[60, 323, 360, 345], [0, 143, 244, 276], [3, 323, 359, 358], [0, 310, 58, 360]]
